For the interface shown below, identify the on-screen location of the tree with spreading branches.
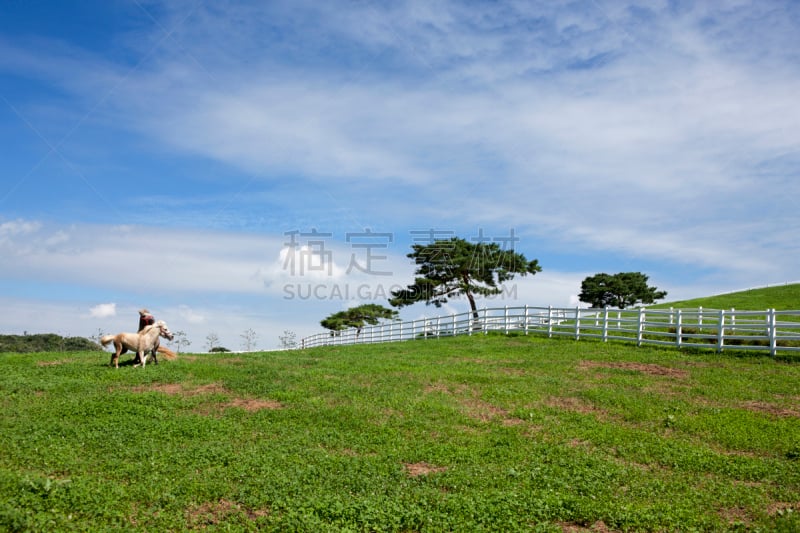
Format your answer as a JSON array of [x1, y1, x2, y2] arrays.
[[320, 304, 399, 337], [389, 237, 541, 320]]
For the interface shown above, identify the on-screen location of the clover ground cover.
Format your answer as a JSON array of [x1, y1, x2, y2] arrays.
[[0, 335, 798, 531]]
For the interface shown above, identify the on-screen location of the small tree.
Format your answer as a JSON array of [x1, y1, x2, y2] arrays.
[[278, 330, 298, 350], [241, 328, 257, 351], [169, 330, 192, 353], [321, 304, 398, 337], [205, 332, 220, 352], [578, 272, 667, 309], [390, 237, 541, 320]]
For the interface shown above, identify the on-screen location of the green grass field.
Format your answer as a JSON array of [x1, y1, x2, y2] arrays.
[[2, 286, 799, 531], [1, 334, 799, 532]]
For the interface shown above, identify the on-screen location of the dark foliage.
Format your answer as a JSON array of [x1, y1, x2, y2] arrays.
[[0, 334, 103, 353], [390, 237, 541, 318], [579, 272, 667, 309], [321, 304, 399, 335]]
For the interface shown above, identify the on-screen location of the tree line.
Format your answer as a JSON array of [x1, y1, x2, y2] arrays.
[[0, 333, 103, 353]]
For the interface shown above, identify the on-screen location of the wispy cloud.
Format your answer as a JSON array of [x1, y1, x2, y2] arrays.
[[0, 1, 797, 344]]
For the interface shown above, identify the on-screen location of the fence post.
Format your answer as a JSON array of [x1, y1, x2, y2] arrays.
[[769, 308, 777, 357], [504, 306, 509, 334], [436, 316, 441, 339], [717, 309, 725, 353], [602, 306, 609, 342], [731, 308, 736, 332], [574, 307, 581, 340], [547, 306, 554, 338], [675, 310, 683, 349], [483, 308, 488, 335], [637, 307, 645, 346], [699, 306, 703, 327], [524, 305, 529, 335]]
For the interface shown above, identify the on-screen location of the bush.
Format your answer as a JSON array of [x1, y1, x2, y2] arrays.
[[210, 346, 230, 353]]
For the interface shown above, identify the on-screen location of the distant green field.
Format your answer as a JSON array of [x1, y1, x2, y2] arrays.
[[650, 283, 800, 311], [1, 335, 798, 532]]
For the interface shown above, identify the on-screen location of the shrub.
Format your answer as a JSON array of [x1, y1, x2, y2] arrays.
[[210, 346, 230, 353]]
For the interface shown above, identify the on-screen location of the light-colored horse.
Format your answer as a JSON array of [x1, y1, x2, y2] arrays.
[[100, 320, 175, 368]]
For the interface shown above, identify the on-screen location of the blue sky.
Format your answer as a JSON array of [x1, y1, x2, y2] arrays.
[[1, 0, 798, 351]]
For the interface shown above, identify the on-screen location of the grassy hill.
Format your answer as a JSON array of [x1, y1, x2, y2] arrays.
[[651, 283, 800, 311], [1, 335, 798, 531]]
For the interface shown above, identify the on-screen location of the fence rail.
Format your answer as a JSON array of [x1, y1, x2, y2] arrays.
[[300, 306, 800, 357]]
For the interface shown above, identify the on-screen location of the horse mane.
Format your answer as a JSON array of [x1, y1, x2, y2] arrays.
[[140, 321, 166, 334]]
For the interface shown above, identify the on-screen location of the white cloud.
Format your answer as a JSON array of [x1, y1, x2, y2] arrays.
[[89, 302, 116, 319]]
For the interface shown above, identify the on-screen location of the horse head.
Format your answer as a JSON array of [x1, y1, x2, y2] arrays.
[[155, 320, 175, 341]]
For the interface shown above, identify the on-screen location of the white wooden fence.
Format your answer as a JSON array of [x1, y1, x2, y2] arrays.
[[300, 306, 800, 357]]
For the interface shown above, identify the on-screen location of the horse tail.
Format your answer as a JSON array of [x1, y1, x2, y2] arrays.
[[157, 345, 177, 360], [100, 335, 115, 347]]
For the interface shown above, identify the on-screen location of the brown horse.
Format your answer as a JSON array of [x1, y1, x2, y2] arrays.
[[100, 321, 176, 368]]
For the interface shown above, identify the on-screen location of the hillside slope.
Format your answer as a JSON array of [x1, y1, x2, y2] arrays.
[[0, 336, 798, 531], [650, 283, 800, 310]]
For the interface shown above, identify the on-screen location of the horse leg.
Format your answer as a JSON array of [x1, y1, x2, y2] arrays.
[[121, 346, 138, 364], [111, 341, 122, 368]]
